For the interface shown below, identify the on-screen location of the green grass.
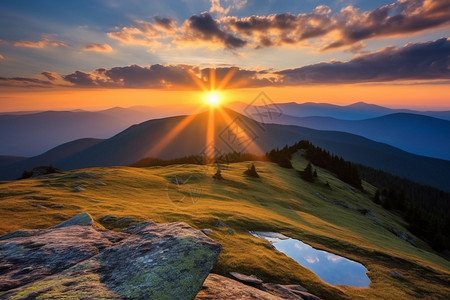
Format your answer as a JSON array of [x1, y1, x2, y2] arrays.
[[0, 154, 449, 299]]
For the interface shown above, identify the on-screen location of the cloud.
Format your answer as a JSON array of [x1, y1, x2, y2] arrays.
[[13, 36, 68, 48], [107, 16, 177, 50], [0, 77, 52, 88], [3, 38, 449, 89], [278, 38, 450, 84], [107, 0, 450, 52], [40, 71, 58, 81], [0, 54, 4, 60], [209, 0, 247, 16], [224, 0, 450, 51], [82, 43, 113, 52], [181, 12, 247, 49], [62, 64, 274, 88], [305, 256, 319, 264]]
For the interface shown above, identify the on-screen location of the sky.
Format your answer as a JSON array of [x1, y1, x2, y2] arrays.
[[0, 0, 449, 111]]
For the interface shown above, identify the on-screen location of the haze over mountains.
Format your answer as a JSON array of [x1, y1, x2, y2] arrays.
[[1, 108, 449, 193], [250, 112, 450, 160], [231, 101, 450, 120], [0, 106, 189, 157]]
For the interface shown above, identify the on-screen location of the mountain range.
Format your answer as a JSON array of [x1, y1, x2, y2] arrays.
[[1, 108, 449, 192], [230, 101, 450, 120], [248, 112, 450, 160], [0, 106, 189, 157]]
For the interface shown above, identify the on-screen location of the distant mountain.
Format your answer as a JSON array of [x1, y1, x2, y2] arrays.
[[0, 106, 199, 157], [2, 108, 448, 192], [0, 138, 103, 180], [231, 101, 450, 120], [250, 112, 450, 160]]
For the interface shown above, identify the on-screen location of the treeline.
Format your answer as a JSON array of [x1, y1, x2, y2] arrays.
[[358, 165, 450, 251], [267, 141, 362, 189], [130, 152, 267, 167]]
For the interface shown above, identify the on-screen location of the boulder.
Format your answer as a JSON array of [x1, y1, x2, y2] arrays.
[[0, 224, 122, 291], [196, 273, 281, 300], [230, 272, 264, 285], [0, 214, 222, 300], [52, 212, 94, 228]]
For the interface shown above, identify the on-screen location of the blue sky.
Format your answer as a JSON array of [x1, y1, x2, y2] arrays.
[[0, 0, 449, 110]]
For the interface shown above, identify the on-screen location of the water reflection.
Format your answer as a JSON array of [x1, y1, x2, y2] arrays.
[[251, 231, 370, 287]]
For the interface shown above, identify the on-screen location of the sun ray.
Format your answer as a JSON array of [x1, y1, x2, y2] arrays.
[[216, 67, 238, 91], [147, 105, 206, 157], [210, 68, 216, 91], [206, 107, 215, 164], [216, 106, 265, 155]]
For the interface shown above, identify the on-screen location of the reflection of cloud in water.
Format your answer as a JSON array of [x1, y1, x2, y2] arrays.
[[327, 254, 343, 263], [250, 231, 371, 287], [294, 242, 304, 250], [306, 256, 319, 264]]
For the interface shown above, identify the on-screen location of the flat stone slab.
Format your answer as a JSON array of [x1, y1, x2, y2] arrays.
[[0, 213, 222, 300]]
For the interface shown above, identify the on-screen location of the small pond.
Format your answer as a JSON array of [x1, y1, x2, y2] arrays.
[[250, 231, 370, 287]]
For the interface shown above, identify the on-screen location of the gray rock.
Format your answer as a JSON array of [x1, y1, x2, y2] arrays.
[[0, 230, 32, 241], [262, 283, 320, 300], [391, 229, 416, 246], [390, 271, 406, 281], [35, 204, 47, 210], [196, 273, 281, 300], [0, 217, 222, 300], [116, 217, 133, 227], [52, 212, 94, 228], [197, 274, 321, 300], [71, 186, 85, 192], [171, 176, 185, 185], [202, 228, 213, 235], [334, 200, 352, 209], [94, 181, 107, 186], [99, 222, 222, 299], [230, 272, 264, 285], [0, 225, 122, 292], [214, 218, 227, 228], [101, 215, 118, 223], [227, 228, 235, 235]]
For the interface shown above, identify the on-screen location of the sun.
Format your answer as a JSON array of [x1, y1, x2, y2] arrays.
[[205, 91, 221, 107]]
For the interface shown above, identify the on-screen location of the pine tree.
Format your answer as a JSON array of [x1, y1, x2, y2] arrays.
[[301, 163, 314, 182]]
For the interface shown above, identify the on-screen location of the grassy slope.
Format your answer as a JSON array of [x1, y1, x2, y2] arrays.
[[0, 154, 449, 299]]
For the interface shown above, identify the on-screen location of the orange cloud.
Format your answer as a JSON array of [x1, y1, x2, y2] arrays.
[[107, 0, 450, 52], [0, 54, 4, 60], [13, 36, 68, 48], [83, 43, 113, 52]]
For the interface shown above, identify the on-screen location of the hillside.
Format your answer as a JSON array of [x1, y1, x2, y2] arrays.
[[253, 112, 450, 160], [0, 138, 103, 180], [2, 108, 446, 192], [0, 156, 449, 299]]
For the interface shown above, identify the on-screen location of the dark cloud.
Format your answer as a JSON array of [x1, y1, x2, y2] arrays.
[[0, 77, 52, 87], [62, 64, 272, 88], [224, 0, 450, 50], [40, 71, 57, 81], [3, 38, 449, 89], [185, 12, 246, 49], [278, 38, 450, 84], [153, 16, 176, 30], [63, 71, 96, 86]]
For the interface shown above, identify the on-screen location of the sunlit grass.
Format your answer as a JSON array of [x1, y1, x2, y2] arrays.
[[0, 156, 449, 299]]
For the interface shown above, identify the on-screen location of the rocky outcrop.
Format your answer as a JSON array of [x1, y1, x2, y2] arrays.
[[0, 213, 222, 299], [196, 273, 281, 300], [197, 273, 321, 300]]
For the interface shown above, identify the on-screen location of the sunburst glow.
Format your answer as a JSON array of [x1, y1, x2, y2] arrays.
[[206, 91, 221, 107]]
